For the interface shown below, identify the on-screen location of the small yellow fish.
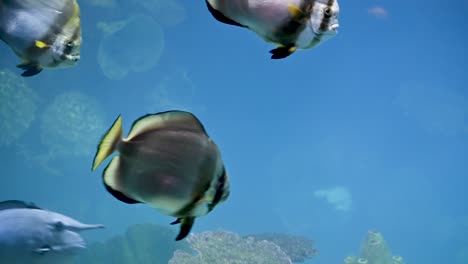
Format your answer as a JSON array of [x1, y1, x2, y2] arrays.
[[92, 110, 230, 241], [206, 0, 340, 59], [0, 0, 82, 77]]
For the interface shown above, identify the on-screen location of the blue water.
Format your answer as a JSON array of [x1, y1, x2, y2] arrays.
[[0, 1, 467, 264]]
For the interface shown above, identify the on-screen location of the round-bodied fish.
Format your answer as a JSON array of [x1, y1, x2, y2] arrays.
[[0, 0, 82, 77], [0, 200, 104, 264], [92, 110, 230, 241], [206, 0, 340, 59]]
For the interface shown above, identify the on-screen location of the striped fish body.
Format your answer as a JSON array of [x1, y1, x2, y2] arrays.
[[115, 128, 225, 218], [206, 0, 340, 59], [0, 0, 82, 76], [92, 111, 230, 240]]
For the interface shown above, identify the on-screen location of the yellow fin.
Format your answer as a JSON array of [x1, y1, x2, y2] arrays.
[[287, 3, 306, 20], [35, 40, 49, 49], [92, 115, 123, 171], [195, 195, 214, 205]]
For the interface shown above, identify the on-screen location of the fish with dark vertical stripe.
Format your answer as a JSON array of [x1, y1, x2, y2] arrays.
[[0, 0, 82, 77], [206, 0, 340, 59], [92, 110, 230, 241]]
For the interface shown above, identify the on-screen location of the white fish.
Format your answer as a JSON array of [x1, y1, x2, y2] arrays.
[[0, 0, 82, 76], [206, 0, 340, 59], [92, 110, 230, 241], [0, 200, 104, 264]]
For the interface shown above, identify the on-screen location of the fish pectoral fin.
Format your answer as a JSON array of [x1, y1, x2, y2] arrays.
[[35, 40, 50, 49], [103, 156, 141, 204], [16, 62, 43, 77], [195, 195, 214, 206], [175, 217, 195, 241], [205, 0, 246, 28], [92, 115, 123, 171], [287, 3, 306, 21], [269, 45, 297, 59], [170, 218, 181, 225]]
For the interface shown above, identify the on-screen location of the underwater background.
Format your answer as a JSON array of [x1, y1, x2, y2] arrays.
[[0, 0, 467, 263]]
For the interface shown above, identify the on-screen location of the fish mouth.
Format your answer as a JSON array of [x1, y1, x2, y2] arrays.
[[331, 23, 339, 32], [66, 54, 80, 63]]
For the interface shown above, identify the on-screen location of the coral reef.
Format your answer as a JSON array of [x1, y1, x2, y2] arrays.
[[97, 14, 164, 80], [168, 230, 293, 264], [360, 230, 392, 264], [245, 232, 318, 263], [40, 91, 105, 157], [0, 69, 38, 146], [343, 230, 405, 264], [391, 255, 405, 264], [130, 0, 186, 27], [343, 255, 358, 264], [75, 223, 189, 264], [357, 258, 369, 264]]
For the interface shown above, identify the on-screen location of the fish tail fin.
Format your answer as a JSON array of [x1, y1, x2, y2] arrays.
[[92, 115, 123, 171]]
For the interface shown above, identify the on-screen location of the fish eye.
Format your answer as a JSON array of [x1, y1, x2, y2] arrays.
[[324, 8, 333, 18], [67, 41, 73, 47]]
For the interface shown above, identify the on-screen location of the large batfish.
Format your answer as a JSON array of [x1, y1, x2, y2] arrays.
[[92, 110, 230, 241], [0, 200, 104, 264], [206, 0, 340, 59], [0, 0, 82, 76]]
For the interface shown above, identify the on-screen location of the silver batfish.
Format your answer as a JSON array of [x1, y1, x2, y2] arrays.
[[0, 0, 82, 77], [0, 200, 104, 264], [206, 0, 340, 59], [92, 110, 230, 241]]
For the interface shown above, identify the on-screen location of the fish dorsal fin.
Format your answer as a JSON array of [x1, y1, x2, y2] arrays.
[[0, 200, 42, 211], [127, 110, 207, 141], [206, 0, 247, 28]]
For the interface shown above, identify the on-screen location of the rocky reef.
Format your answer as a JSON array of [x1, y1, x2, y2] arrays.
[[343, 230, 405, 264], [168, 230, 293, 264], [75, 224, 319, 264], [245, 232, 318, 263]]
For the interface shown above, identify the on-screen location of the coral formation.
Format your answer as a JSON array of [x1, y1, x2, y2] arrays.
[[168, 230, 293, 264], [391, 255, 405, 264], [130, 0, 186, 27], [75, 223, 189, 264], [245, 232, 318, 263], [343, 230, 405, 264], [343, 255, 358, 264], [40, 91, 105, 157], [357, 258, 369, 264], [0, 69, 38, 146], [97, 14, 164, 80], [360, 230, 392, 264]]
